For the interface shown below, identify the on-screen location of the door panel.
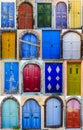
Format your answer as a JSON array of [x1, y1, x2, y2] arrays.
[[45, 63, 62, 93], [67, 62, 81, 95], [23, 64, 40, 92], [18, 3, 33, 29], [22, 99, 41, 129], [42, 30, 60, 59], [70, 0, 81, 28], [2, 99, 18, 128], [66, 99, 80, 128], [2, 32, 15, 59], [38, 3, 51, 27], [63, 32, 81, 59], [1, 2, 15, 27], [46, 98, 61, 127], [56, 2, 67, 29], [21, 33, 38, 59], [4, 62, 19, 93]]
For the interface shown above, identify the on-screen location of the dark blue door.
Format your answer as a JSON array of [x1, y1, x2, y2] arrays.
[[42, 30, 60, 59], [4, 62, 19, 93], [21, 33, 39, 59], [1, 2, 15, 27], [45, 63, 62, 93], [22, 99, 41, 129], [56, 2, 67, 29]]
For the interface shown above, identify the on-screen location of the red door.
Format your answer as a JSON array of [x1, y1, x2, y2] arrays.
[[18, 3, 33, 29], [23, 64, 40, 92], [66, 99, 80, 128]]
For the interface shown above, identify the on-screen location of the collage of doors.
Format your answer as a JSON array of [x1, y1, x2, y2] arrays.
[[0, 0, 83, 130]]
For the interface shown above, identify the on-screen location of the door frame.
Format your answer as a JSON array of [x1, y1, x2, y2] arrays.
[[66, 97, 81, 128], [55, 1, 67, 29], [61, 30, 82, 59], [1, 96, 20, 129], [20, 60, 43, 94], [22, 98, 41, 129], [18, 30, 40, 59], [44, 96, 63, 128]]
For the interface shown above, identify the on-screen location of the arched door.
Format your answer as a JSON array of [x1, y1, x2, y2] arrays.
[[56, 2, 67, 29], [23, 64, 40, 92], [63, 32, 81, 59], [69, 0, 81, 28], [22, 99, 41, 129], [18, 3, 33, 29], [4, 62, 19, 93], [20, 33, 39, 59], [2, 99, 18, 128], [45, 98, 62, 127], [66, 99, 80, 128]]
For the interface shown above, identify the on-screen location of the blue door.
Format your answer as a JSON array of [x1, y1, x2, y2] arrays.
[[46, 98, 62, 127], [45, 63, 62, 93], [56, 2, 67, 29], [4, 62, 19, 93], [2, 99, 18, 128], [22, 99, 41, 129], [42, 30, 60, 59], [1, 2, 15, 27], [21, 33, 39, 59]]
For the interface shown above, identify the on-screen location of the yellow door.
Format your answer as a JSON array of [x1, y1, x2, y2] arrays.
[[2, 32, 15, 59], [69, 0, 81, 28], [67, 62, 81, 95]]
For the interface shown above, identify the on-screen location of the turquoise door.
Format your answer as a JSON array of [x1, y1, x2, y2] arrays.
[[2, 99, 18, 128]]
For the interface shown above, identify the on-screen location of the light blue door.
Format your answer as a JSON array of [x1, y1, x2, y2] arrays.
[[1, 2, 15, 27], [4, 62, 19, 93], [22, 99, 41, 129], [2, 99, 18, 128], [42, 30, 60, 59], [21, 33, 38, 59], [46, 98, 62, 127]]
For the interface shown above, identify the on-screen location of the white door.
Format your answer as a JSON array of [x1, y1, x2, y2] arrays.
[[63, 32, 81, 59]]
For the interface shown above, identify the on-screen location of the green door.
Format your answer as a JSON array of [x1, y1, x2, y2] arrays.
[[37, 3, 51, 27], [67, 62, 81, 95]]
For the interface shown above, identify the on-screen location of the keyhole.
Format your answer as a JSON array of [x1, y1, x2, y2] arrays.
[[8, 44, 10, 47], [51, 44, 53, 47]]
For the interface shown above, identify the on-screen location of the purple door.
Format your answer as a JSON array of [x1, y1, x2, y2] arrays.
[[56, 2, 67, 29]]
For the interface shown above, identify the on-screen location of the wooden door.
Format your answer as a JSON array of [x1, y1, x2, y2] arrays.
[[63, 32, 81, 59], [23, 64, 40, 92], [56, 2, 67, 29], [22, 99, 41, 129], [69, 0, 81, 28], [18, 3, 33, 29], [67, 62, 81, 95], [2, 32, 15, 59], [2, 99, 18, 128], [38, 3, 51, 27], [66, 99, 80, 128]]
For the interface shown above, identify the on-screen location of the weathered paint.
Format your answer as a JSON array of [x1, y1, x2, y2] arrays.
[[4, 62, 19, 93], [67, 62, 81, 95], [18, 3, 33, 29], [66, 99, 80, 128], [56, 2, 67, 29], [38, 3, 52, 27]]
